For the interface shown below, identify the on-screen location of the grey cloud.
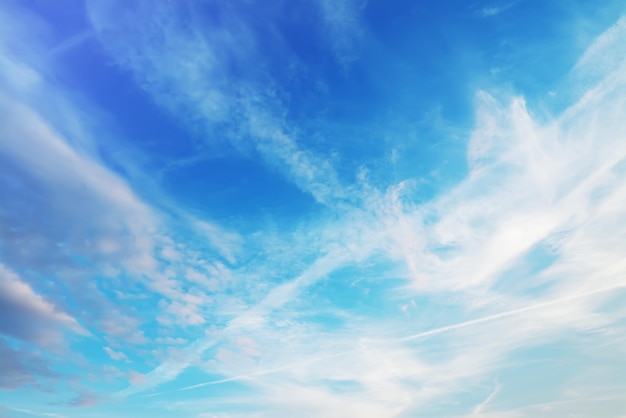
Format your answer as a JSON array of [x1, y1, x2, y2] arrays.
[[0, 95, 158, 276], [63, 391, 100, 408], [0, 89, 160, 341], [0, 338, 57, 389], [0, 264, 86, 346]]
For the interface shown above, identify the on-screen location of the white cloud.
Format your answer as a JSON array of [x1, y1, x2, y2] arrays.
[[136, 16, 626, 416], [192, 220, 243, 265], [85, 0, 349, 206], [104, 347, 130, 363], [571, 16, 626, 89], [316, 0, 366, 67], [2, 2, 625, 416]]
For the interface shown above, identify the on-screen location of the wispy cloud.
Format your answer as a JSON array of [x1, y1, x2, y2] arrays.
[[85, 0, 354, 206], [316, 0, 366, 68], [6, 408, 65, 418], [2, 1, 626, 417], [47, 30, 94, 58], [103, 347, 130, 363], [476, 1, 519, 18], [0, 2, 245, 397], [130, 15, 626, 415]]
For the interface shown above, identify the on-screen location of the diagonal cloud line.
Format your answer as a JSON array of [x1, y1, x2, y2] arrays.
[[472, 380, 501, 415], [114, 250, 354, 398], [9, 407, 67, 418], [48, 30, 95, 57], [516, 394, 626, 411], [177, 351, 345, 392], [398, 282, 626, 343], [172, 281, 626, 394]]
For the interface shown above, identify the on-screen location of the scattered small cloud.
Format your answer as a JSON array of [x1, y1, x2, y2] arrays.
[[0, 338, 57, 389], [477, 1, 518, 18], [63, 391, 99, 408], [103, 347, 130, 363]]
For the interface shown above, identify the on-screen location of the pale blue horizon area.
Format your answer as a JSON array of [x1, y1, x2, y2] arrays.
[[1, 1, 626, 417]]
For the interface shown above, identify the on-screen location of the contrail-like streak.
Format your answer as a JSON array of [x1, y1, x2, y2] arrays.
[[398, 283, 626, 342], [178, 351, 344, 391], [114, 252, 350, 398], [174, 283, 626, 393]]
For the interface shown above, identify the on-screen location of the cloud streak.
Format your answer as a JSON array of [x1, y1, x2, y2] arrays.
[[0, 265, 87, 345], [1, 2, 626, 417], [99, 13, 626, 415]]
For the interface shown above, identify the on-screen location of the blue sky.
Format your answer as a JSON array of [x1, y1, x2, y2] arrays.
[[1, 0, 626, 417]]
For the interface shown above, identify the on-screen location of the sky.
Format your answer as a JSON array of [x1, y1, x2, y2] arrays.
[[1, 0, 626, 417]]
